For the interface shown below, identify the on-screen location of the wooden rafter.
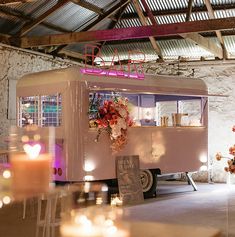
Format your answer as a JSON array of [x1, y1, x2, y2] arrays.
[[71, 0, 103, 15], [70, 1, 117, 23], [80, 0, 130, 32], [0, 0, 34, 4], [121, 3, 235, 20], [19, 0, 69, 37], [180, 0, 223, 59], [185, 0, 193, 22], [180, 33, 223, 59], [91, 1, 130, 58], [18, 17, 235, 48], [60, 49, 86, 60], [132, 0, 163, 59], [203, 0, 228, 59], [100, 30, 235, 44], [140, 0, 163, 60], [55, 0, 130, 54]]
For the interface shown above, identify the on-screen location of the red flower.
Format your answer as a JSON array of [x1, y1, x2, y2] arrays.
[[229, 145, 235, 155], [232, 125, 235, 132], [92, 96, 133, 153]]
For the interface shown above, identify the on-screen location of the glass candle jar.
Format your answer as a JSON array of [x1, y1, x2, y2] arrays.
[[9, 125, 54, 197]]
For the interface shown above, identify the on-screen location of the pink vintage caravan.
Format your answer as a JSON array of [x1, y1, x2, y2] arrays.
[[16, 67, 208, 197]]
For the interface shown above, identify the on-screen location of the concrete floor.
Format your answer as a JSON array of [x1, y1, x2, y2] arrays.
[[125, 181, 235, 237], [0, 181, 235, 237]]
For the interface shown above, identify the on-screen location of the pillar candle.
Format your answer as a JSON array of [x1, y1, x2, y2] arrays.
[[10, 144, 52, 195]]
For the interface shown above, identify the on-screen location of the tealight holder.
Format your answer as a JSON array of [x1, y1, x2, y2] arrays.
[[0, 165, 11, 192], [60, 205, 129, 237], [110, 193, 123, 207], [9, 125, 54, 197]]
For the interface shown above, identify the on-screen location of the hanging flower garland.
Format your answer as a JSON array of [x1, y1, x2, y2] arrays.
[[89, 94, 133, 154]]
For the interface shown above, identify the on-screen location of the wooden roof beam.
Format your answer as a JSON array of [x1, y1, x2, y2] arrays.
[[185, 0, 193, 22], [132, 0, 163, 60], [19, 0, 69, 37], [70, 1, 118, 22], [59, 49, 86, 60], [0, 0, 34, 4], [121, 3, 235, 19], [81, 0, 130, 32], [55, 0, 130, 53], [180, 32, 223, 59], [140, 0, 164, 61], [95, 1, 130, 53], [18, 17, 235, 48], [203, 0, 228, 59], [71, 0, 104, 15], [181, 0, 223, 59]]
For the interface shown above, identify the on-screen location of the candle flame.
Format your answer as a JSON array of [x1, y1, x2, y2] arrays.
[[23, 144, 41, 160]]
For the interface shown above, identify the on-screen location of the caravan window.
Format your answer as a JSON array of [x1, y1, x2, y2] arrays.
[[41, 94, 62, 127], [18, 94, 62, 127], [88, 91, 205, 127], [18, 96, 39, 127]]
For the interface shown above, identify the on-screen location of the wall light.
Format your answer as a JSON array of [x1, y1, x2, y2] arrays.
[[84, 160, 95, 172], [199, 155, 208, 163]]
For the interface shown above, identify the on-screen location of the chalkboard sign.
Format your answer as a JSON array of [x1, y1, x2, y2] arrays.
[[116, 155, 144, 205]]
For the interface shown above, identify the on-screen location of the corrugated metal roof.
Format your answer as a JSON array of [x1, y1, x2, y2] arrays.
[[211, 0, 235, 5], [160, 38, 214, 60], [115, 18, 142, 28], [85, 0, 119, 9], [46, 2, 97, 32], [224, 35, 235, 57], [120, 0, 235, 26], [8, 0, 58, 17], [94, 41, 158, 63], [1, 0, 235, 62], [26, 24, 62, 37], [94, 37, 216, 63]]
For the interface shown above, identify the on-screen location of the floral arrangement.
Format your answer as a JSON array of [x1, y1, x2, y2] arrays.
[[216, 126, 235, 174], [89, 93, 133, 154]]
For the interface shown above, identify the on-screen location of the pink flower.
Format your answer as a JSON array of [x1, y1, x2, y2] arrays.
[[229, 145, 235, 155], [215, 153, 222, 161], [93, 96, 133, 153], [232, 125, 235, 132]]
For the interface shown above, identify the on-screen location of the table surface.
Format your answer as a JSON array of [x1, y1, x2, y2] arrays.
[[0, 186, 222, 237], [129, 221, 221, 237]]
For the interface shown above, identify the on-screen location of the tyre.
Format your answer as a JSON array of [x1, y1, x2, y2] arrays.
[[140, 169, 157, 199]]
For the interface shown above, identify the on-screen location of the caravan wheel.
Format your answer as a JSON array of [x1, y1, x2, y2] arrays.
[[140, 169, 157, 198]]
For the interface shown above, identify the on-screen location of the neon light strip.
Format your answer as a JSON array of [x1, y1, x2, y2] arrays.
[[80, 68, 144, 80]]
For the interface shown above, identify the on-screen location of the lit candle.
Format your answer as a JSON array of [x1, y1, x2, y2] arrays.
[[10, 143, 52, 195], [103, 227, 129, 237], [60, 215, 103, 237], [103, 220, 129, 237], [110, 196, 123, 206]]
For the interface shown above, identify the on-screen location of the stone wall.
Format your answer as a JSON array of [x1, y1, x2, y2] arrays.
[[0, 44, 77, 148], [0, 43, 234, 183]]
